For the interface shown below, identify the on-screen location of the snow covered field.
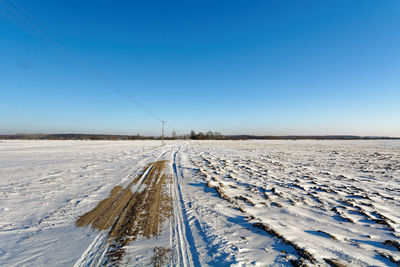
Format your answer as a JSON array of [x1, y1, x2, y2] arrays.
[[1, 140, 400, 266]]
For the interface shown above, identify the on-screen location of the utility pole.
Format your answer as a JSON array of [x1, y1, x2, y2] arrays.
[[161, 120, 165, 146]]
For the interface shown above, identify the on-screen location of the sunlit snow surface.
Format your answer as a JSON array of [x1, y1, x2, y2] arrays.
[[1, 140, 399, 266]]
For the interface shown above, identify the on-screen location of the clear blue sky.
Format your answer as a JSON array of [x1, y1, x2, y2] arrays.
[[1, 0, 399, 136]]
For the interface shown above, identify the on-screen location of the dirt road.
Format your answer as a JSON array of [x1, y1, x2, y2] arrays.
[[74, 144, 198, 266]]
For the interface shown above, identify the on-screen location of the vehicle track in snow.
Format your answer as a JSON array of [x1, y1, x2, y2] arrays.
[[74, 150, 171, 267], [169, 144, 200, 267], [74, 144, 201, 266]]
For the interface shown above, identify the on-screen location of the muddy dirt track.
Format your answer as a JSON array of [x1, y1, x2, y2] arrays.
[[76, 160, 172, 265]]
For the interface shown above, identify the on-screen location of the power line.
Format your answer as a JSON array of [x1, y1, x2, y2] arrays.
[[0, 0, 182, 134]]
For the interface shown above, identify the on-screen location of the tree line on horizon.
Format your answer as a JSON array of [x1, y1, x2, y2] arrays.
[[0, 133, 398, 141], [170, 130, 223, 140]]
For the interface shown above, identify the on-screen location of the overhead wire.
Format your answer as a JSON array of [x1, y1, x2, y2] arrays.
[[0, 0, 182, 135]]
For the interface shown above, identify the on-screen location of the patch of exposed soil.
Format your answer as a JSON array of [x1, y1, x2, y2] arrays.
[[76, 160, 172, 265], [152, 247, 172, 267]]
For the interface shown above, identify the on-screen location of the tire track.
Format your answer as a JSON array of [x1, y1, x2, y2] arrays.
[[74, 150, 170, 267], [75, 144, 200, 266], [170, 144, 200, 267]]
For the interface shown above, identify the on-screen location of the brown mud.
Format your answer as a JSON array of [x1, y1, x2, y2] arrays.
[[152, 247, 172, 267], [76, 160, 172, 265]]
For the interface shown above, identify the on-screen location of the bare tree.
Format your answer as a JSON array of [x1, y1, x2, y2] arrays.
[[214, 132, 222, 139], [206, 130, 213, 140], [190, 130, 196, 139]]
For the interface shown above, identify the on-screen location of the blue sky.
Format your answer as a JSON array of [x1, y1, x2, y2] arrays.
[[0, 0, 399, 136]]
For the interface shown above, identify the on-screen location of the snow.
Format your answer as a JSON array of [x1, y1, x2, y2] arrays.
[[1, 139, 400, 266]]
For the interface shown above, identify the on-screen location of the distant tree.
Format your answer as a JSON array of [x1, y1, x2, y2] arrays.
[[172, 131, 177, 139], [196, 132, 205, 140], [214, 132, 222, 140], [206, 130, 213, 140], [190, 130, 196, 139]]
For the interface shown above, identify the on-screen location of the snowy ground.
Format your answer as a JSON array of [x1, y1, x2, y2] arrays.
[[1, 140, 400, 266]]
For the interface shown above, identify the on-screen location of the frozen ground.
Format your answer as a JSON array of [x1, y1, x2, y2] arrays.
[[1, 140, 400, 266]]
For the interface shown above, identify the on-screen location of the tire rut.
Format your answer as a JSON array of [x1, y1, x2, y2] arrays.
[[75, 159, 172, 266], [170, 145, 200, 267]]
